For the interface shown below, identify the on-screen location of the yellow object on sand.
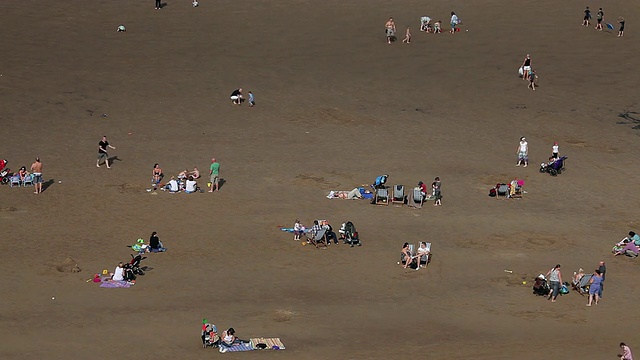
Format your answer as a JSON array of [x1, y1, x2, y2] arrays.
[[522, 281, 527, 285], [102, 269, 108, 275]]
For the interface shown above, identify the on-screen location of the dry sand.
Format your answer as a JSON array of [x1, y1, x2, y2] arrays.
[[1, 0, 639, 359]]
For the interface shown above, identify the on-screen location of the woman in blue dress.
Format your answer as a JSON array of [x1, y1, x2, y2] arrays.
[[587, 269, 603, 306]]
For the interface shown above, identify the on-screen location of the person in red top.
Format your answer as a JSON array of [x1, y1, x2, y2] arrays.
[[418, 181, 428, 197]]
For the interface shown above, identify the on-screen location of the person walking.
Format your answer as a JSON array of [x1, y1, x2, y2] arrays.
[[527, 69, 537, 91], [582, 6, 591, 26], [208, 158, 220, 192], [30, 157, 43, 194], [450, 12, 460, 34], [618, 16, 625, 37], [248, 91, 255, 107], [587, 269, 603, 306], [521, 54, 532, 81], [385, 17, 396, 44], [595, 8, 604, 30], [545, 264, 563, 303], [619, 343, 634, 360], [516, 137, 528, 167], [96, 135, 116, 169], [402, 26, 412, 44]]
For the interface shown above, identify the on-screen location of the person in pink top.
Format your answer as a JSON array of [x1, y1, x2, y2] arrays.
[[619, 342, 634, 360]]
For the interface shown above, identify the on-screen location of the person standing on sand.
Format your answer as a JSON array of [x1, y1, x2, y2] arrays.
[[521, 54, 532, 81], [155, 0, 162, 10], [587, 269, 603, 306], [595, 8, 604, 31], [248, 91, 255, 107], [97, 135, 116, 169], [516, 137, 528, 167], [618, 16, 625, 37], [582, 7, 591, 26], [598, 261, 606, 298], [385, 17, 396, 44], [527, 69, 537, 91], [432, 177, 442, 206], [545, 264, 563, 303], [30, 157, 43, 194], [552, 141, 559, 159], [450, 12, 460, 34], [209, 158, 220, 192], [619, 342, 634, 360], [402, 26, 412, 44]]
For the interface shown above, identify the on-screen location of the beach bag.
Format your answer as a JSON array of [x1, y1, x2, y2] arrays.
[[488, 188, 497, 197], [560, 283, 570, 294]]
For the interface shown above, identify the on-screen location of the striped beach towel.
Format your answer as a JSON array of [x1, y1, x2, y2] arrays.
[[250, 338, 286, 350]]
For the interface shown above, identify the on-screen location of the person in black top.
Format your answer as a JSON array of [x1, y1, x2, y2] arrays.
[[582, 7, 591, 26], [595, 8, 604, 30], [230, 88, 243, 105], [618, 16, 625, 37], [521, 54, 531, 81], [598, 261, 606, 297], [96, 135, 116, 169], [149, 231, 166, 252]]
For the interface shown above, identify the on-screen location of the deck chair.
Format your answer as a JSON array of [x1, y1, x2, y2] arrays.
[[412, 188, 424, 206], [495, 184, 509, 199], [392, 185, 405, 204], [374, 188, 389, 205], [309, 228, 327, 248], [9, 175, 21, 187], [416, 242, 432, 267], [572, 274, 592, 296], [23, 174, 34, 187]]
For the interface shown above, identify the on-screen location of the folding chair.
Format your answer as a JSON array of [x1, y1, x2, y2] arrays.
[[309, 228, 327, 248], [392, 185, 405, 204], [374, 188, 390, 205], [572, 274, 592, 296], [9, 175, 21, 187], [23, 174, 34, 187]]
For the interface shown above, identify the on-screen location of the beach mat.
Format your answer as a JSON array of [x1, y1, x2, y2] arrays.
[[100, 280, 131, 288], [223, 342, 254, 352], [250, 338, 286, 350]]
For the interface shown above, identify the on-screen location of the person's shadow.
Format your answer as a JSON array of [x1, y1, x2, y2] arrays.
[[107, 156, 122, 168], [41, 179, 55, 193], [218, 178, 226, 190]]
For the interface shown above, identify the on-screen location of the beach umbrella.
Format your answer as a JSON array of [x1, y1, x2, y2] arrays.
[[606, 23, 615, 30]]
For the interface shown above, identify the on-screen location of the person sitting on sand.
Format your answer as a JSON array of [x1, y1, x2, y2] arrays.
[[190, 167, 200, 179], [219, 328, 250, 351], [152, 163, 163, 189], [628, 231, 640, 246], [112, 262, 125, 281], [165, 176, 179, 193], [185, 176, 198, 194], [149, 231, 166, 252], [614, 241, 640, 256]]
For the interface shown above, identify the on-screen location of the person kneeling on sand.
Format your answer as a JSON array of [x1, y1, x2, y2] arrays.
[[230, 88, 243, 105]]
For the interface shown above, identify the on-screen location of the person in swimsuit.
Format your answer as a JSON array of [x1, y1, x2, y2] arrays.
[[582, 7, 591, 26], [402, 26, 412, 44], [30, 157, 43, 194], [618, 16, 625, 37], [521, 54, 532, 81], [595, 8, 604, 30], [152, 163, 163, 189], [385, 17, 396, 44]]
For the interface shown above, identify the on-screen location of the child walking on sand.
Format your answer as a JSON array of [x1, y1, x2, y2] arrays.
[[248, 91, 255, 107], [527, 69, 537, 91], [618, 16, 625, 37], [583, 7, 591, 26], [402, 26, 412, 43]]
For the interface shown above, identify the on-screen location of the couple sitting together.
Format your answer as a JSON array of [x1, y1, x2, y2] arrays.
[[613, 231, 640, 257]]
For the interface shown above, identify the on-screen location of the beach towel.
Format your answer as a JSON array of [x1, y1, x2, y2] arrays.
[[250, 338, 286, 350], [100, 280, 131, 288], [222, 342, 254, 352], [280, 227, 309, 233]]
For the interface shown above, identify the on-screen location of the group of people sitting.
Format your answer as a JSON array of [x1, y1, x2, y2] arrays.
[[294, 219, 339, 247], [152, 163, 203, 193], [613, 231, 640, 257]]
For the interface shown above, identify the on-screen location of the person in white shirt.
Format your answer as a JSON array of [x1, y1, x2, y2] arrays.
[[450, 11, 460, 34], [416, 242, 430, 268], [552, 141, 559, 159], [185, 176, 198, 193], [516, 137, 529, 167], [112, 262, 125, 281], [165, 176, 179, 193]]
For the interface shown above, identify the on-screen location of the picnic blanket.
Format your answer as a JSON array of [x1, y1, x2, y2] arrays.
[[280, 227, 309, 233], [251, 338, 286, 350], [100, 280, 131, 288], [222, 342, 254, 352]]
